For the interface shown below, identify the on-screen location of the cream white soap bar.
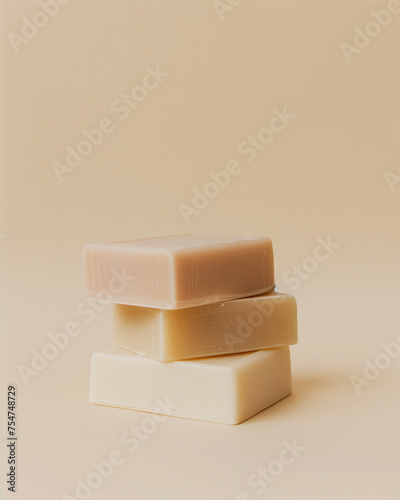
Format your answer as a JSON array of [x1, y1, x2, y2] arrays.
[[83, 234, 274, 309], [113, 291, 297, 361], [89, 346, 291, 424]]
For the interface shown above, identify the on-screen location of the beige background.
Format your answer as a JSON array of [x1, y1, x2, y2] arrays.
[[1, 0, 400, 499]]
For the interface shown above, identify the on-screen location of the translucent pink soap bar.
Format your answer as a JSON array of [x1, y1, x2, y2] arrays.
[[83, 234, 275, 309]]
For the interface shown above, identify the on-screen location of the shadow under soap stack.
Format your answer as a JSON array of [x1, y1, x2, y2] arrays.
[[83, 234, 298, 424]]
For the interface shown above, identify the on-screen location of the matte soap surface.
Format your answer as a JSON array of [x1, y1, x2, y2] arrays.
[[113, 291, 297, 361], [90, 346, 291, 424], [83, 234, 274, 309]]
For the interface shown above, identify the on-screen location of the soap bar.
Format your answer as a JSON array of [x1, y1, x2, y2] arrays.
[[113, 291, 297, 361], [83, 234, 274, 309], [89, 346, 291, 424]]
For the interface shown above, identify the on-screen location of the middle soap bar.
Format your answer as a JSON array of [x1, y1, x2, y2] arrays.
[[113, 291, 297, 361]]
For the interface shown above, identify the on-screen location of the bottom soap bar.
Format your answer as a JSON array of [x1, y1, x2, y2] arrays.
[[90, 346, 292, 424]]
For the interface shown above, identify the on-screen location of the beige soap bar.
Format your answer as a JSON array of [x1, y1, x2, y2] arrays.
[[83, 234, 274, 309], [113, 291, 297, 361], [90, 346, 291, 424]]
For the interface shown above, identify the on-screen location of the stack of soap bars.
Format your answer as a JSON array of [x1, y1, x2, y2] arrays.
[[84, 234, 298, 425]]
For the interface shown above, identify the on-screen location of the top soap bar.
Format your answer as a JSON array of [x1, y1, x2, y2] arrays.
[[83, 234, 275, 309]]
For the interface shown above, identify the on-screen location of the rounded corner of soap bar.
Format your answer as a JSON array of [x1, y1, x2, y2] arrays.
[[90, 351, 100, 366], [262, 235, 273, 246], [82, 242, 98, 260]]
